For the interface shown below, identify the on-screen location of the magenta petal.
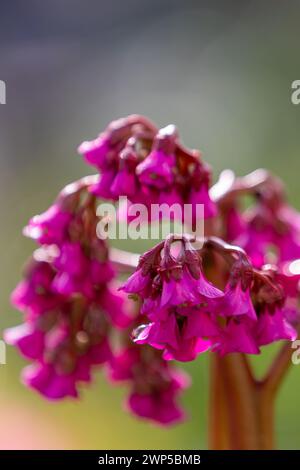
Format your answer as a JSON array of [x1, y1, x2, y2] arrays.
[[108, 348, 138, 382], [120, 268, 150, 294], [163, 337, 211, 362], [90, 169, 117, 199], [148, 316, 179, 350], [160, 277, 197, 307], [127, 392, 184, 425], [88, 339, 112, 364], [226, 207, 246, 241], [23, 205, 71, 245], [220, 283, 257, 320], [55, 242, 88, 277], [184, 311, 220, 339], [158, 189, 183, 221], [4, 324, 44, 360], [215, 320, 260, 356], [90, 259, 115, 285], [111, 169, 137, 198], [255, 308, 297, 346], [52, 272, 76, 296], [196, 273, 224, 299], [126, 394, 160, 423], [22, 364, 78, 399], [100, 288, 132, 329], [134, 320, 179, 351], [78, 136, 111, 169], [188, 184, 217, 219], [136, 150, 175, 189]]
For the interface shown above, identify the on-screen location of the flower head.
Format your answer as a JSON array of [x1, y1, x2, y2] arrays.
[[122, 235, 297, 361], [78, 115, 217, 224]]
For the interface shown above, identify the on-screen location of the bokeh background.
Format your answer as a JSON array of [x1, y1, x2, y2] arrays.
[[0, 0, 299, 449]]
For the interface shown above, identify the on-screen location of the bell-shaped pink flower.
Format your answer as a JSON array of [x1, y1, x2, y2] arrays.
[[136, 150, 176, 189], [23, 204, 72, 245], [213, 319, 260, 356], [78, 135, 112, 170], [11, 261, 61, 317], [219, 280, 257, 321], [108, 343, 190, 425], [89, 169, 117, 200], [255, 308, 297, 346], [4, 324, 45, 360], [120, 268, 152, 295]]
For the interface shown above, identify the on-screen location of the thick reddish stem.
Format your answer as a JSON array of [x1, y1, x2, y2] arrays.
[[262, 336, 298, 397], [208, 355, 231, 449]]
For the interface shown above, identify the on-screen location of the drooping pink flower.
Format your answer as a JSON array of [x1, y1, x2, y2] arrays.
[[111, 148, 139, 199], [127, 375, 186, 425], [212, 318, 260, 356], [78, 116, 133, 170], [227, 196, 300, 268], [219, 280, 257, 321], [21, 332, 112, 400], [134, 313, 212, 362], [7, 283, 122, 399], [235, 213, 276, 268], [120, 268, 152, 296], [90, 169, 117, 200], [123, 236, 298, 361], [4, 323, 45, 361], [136, 149, 175, 189], [57, 242, 87, 274], [108, 344, 190, 425], [122, 236, 223, 361], [255, 308, 297, 346], [23, 204, 72, 245], [11, 260, 62, 317], [160, 265, 223, 308], [78, 136, 113, 169], [274, 205, 300, 262]]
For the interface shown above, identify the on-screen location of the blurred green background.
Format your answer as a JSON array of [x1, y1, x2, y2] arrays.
[[0, 0, 299, 449]]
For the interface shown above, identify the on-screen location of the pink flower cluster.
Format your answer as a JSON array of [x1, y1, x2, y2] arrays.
[[6, 176, 189, 424], [7, 115, 300, 427], [78, 115, 216, 220], [121, 235, 297, 361], [5, 178, 130, 398], [219, 172, 300, 268]]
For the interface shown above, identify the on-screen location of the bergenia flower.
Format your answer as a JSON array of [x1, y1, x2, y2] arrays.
[[23, 204, 72, 246], [108, 344, 190, 425]]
